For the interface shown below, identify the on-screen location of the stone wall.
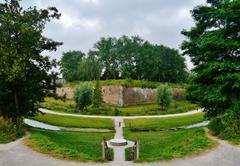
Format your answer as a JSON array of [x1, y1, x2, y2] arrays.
[[102, 86, 124, 106], [122, 87, 156, 106], [56, 87, 74, 99], [56, 86, 185, 106]]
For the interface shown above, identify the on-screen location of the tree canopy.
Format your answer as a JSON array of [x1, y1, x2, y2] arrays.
[[181, 0, 240, 117], [0, 0, 62, 123], [61, 35, 188, 83]]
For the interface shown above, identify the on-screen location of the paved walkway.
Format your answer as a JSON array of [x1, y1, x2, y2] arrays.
[[39, 108, 203, 119], [107, 118, 134, 164]]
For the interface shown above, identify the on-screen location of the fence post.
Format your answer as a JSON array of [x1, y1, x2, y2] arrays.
[[136, 140, 140, 160], [102, 137, 110, 160]]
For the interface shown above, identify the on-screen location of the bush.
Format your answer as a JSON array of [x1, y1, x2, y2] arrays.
[[209, 110, 240, 140], [74, 83, 92, 111], [156, 84, 172, 110], [92, 80, 103, 108], [0, 117, 25, 143]]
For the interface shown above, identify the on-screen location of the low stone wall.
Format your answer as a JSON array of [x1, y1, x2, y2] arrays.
[[102, 86, 124, 106], [56, 87, 74, 99], [122, 87, 156, 106], [56, 86, 185, 106]]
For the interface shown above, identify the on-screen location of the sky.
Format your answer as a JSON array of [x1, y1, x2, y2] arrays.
[[20, 0, 206, 69]]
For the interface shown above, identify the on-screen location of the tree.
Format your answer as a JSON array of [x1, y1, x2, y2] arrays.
[[94, 37, 120, 80], [78, 50, 101, 81], [0, 0, 62, 126], [74, 84, 92, 111], [61, 51, 84, 81], [181, 0, 240, 118], [92, 80, 103, 108], [156, 84, 172, 110]]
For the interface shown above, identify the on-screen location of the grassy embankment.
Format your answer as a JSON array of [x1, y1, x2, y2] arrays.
[[24, 129, 114, 162], [124, 113, 216, 162], [125, 112, 205, 131], [40, 97, 199, 116], [63, 79, 186, 89], [125, 128, 216, 162], [31, 113, 114, 129]]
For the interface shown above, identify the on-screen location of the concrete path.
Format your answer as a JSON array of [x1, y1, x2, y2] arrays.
[[39, 108, 203, 119], [1, 135, 240, 166], [107, 118, 134, 163]]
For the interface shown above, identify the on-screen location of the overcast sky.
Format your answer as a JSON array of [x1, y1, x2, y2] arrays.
[[20, 0, 206, 69]]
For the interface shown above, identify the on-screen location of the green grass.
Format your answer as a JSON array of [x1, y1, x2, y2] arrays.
[[115, 100, 199, 116], [40, 97, 199, 116], [125, 113, 205, 131], [124, 128, 216, 162], [24, 129, 114, 162], [63, 79, 186, 89], [31, 113, 114, 129]]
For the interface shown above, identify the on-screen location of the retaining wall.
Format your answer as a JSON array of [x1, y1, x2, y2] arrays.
[[56, 86, 185, 106]]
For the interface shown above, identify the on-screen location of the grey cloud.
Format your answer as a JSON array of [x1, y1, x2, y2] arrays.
[[15, 0, 207, 69]]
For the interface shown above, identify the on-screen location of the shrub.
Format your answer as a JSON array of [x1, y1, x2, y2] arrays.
[[92, 80, 103, 108], [0, 117, 25, 143], [209, 110, 240, 140], [74, 83, 92, 111], [113, 108, 120, 116], [156, 84, 172, 110]]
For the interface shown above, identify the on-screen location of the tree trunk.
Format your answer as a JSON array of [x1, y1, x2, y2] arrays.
[[14, 91, 21, 128]]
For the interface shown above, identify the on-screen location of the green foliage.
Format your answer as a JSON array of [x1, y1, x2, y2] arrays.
[[32, 113, 113, 129], [74, 84, 93, 111], [0, 117, 25, 143], [181, 0, 240, 117], [209, 110, 240, 144], [124, 128, 216, 162], [61, 35, 188, 83], [156, 84, 172, 110], [25, 129, 114, 162], [78, 51, 101, 81], [61, 51, 85, 82], [0, 0, 62, 124], [92, 80, 103, 108]]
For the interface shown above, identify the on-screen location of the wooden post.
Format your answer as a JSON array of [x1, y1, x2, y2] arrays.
[[102, 141, 105, 159], [136, 140, 140, 160]]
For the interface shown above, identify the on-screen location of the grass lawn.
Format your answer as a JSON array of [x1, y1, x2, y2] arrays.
[[24, 129, 114, 162], [124, 128, 217, 162], [125, 113, 205, 131], [63, 79, 185, 89], [116, 100, 199, 116], [40, 97, 199, 116], [31, 113, 114, 129]]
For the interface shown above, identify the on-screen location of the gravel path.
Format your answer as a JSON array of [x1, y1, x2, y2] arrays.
[[39, 108, 203, 119], [1, 135, 240, 166]]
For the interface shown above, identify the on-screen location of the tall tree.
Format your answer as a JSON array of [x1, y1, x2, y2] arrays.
[[94, 37, 119, 80], [181, 0, 240, 117], [61, 51, 84, 81], [0, 0, 62, 125]]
